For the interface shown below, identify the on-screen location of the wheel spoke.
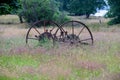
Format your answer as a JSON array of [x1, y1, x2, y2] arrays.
[[43, 21, 46, 32], [72, 21, 74, 34], [28, 37, 38, 40], [50, 27, 55, 32], [33, 27, 41, 34], [79, 38, 92, 42], [78, 27, 85, 36], [54, 28, 59, 35]]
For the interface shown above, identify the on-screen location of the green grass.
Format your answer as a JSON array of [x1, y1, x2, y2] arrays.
[[0, 40, 120, 80], [0, 55, 40, 68], [0, 75, 17, 80], [73, 69, 101, 79], [0, 37, 25, 52], [37, 37, 55, 49]]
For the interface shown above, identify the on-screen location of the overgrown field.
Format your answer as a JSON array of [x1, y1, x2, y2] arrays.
[[0, 15, 120, 80]]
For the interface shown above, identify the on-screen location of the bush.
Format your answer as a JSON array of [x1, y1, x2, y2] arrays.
[[107, 17, 120, 25], [20, 0, 69, 24]]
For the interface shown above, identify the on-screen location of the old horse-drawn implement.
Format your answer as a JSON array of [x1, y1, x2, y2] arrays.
[[26, 20, 93, 47]]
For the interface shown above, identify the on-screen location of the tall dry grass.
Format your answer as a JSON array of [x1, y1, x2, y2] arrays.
[[0, 15, 20, 24]]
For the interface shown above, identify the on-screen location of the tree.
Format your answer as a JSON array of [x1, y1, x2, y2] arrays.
[[56, 0, 70, 11], [20, 0, 68, 24], [0, 0, 21, 15], [68, 0, 106, 18], [106, 0, 120, 25]]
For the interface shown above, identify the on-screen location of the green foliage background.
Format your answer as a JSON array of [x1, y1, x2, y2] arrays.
[[19, 0, 69, 24], [106, 0, 120, 25], [68, 0, 106, 18], [0, 0, 21, 14], [0, 0, 120, 25]]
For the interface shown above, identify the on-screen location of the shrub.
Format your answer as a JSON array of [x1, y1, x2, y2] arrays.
[[107, 17, 120, 25]]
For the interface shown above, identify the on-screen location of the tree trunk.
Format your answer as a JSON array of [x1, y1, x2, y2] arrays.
[[86, 14, 90, 19], [18, 15, 23, 23]]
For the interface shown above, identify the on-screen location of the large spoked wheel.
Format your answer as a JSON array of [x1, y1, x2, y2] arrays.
[[57, 21, 94, 45], [26, 20, 60, 47]]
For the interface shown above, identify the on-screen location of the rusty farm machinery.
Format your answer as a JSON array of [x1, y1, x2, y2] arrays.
[[26, 20, 94, 47]]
